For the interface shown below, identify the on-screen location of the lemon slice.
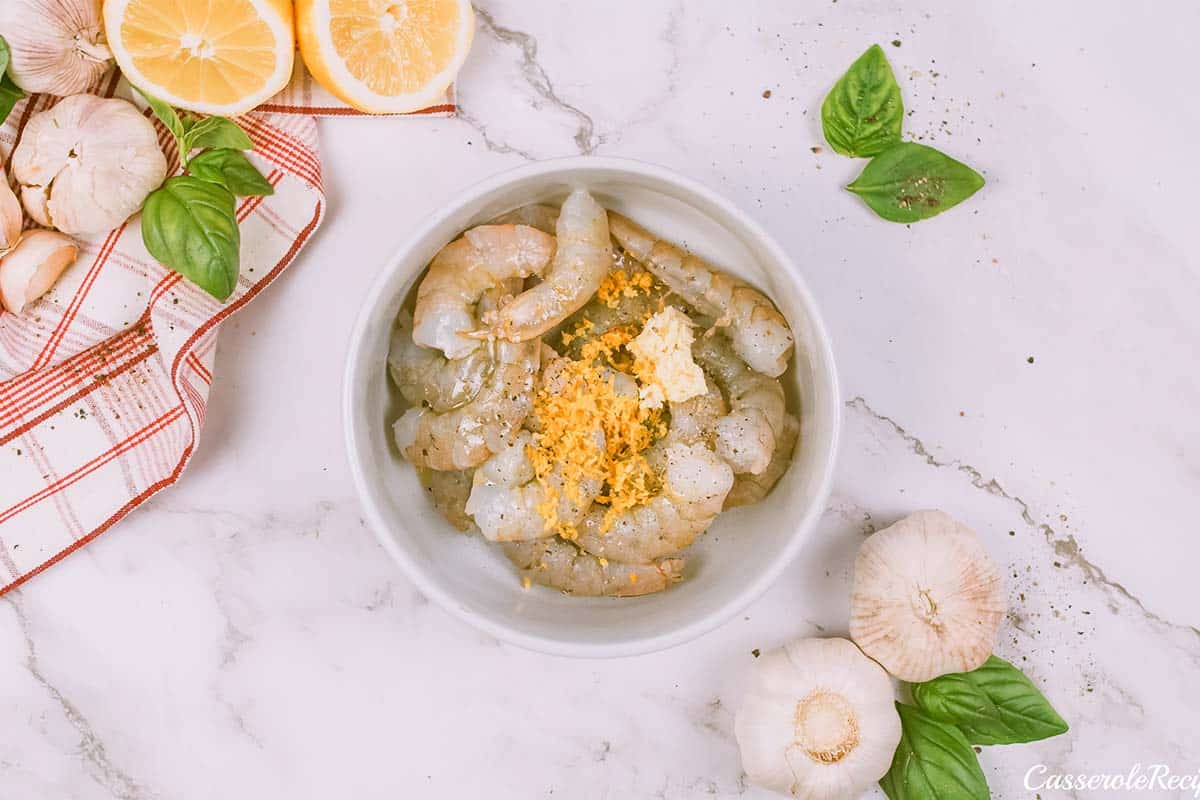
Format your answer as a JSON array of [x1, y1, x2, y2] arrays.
[[296, 0, 474, 114], [104, 0, 295, 116]]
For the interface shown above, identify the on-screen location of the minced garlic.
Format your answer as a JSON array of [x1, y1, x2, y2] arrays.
[[628, 307, 707, 410]]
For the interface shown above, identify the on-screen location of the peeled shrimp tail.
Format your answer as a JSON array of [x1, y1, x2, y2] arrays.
[[608, 212, 795, 378], [482, 189, 612, 343], [725, 413, 799, 509], [572, 441, 734, 564], [504, 538, 684, 597], [394, 338, 541, 470]]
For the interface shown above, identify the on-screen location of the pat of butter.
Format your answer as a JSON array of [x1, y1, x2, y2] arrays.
[[629, 307, 707, 410]]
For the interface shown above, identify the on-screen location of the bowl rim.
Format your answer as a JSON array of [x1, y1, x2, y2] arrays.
[[342, 155, 840, 658]]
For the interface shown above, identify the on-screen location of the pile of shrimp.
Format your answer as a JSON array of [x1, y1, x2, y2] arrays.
[[388, 189, 798, 598]]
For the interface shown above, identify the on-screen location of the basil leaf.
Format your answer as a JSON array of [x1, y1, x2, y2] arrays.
[[846, 142, 984, 223], [183, 116, 253, 153], [0, 74, 23, 127], [187, 148, 274, 196], [880, 703, 989, 800], [0, 36, 26, 126], [135, 87, 188, 151], [821, 44, 903, 157], [142, 176, 241, 301], [912, 655, 1069, 745]]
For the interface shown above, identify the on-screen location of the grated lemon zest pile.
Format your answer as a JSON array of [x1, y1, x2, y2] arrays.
[[526, 274, 672, 540], [597, 268, 655, 309]]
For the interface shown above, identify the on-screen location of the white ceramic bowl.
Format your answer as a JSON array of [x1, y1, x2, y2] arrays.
[[343, 157, 839, 657]]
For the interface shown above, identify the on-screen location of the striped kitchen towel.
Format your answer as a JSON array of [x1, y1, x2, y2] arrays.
[[0, 80, 326, 594], [259, 58, 456, 117]]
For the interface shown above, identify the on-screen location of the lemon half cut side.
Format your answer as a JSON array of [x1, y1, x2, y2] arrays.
[[296, 0, 474, 114], [105, 0, 295, 116]]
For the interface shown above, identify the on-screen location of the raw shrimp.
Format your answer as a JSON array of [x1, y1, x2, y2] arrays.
[[393, 338, 541, 470], [481, 189, 612, 342], [487, 204, 558, 235], [503, 537, 684, 597], [572, 441, 734, 564], [665, 375, 727, 447], [389, 310, 492, 413], [725, 413, 799, 509], [412, 224, 555, 359], [465, 431, 603, 542], [693, 334, 786, 475], [417, 467, 476, 531], [608, 212, 795, 377], [390, 282, 520, 413]]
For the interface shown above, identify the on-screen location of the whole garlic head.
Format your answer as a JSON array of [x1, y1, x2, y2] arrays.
[[849, 510, 1006, 683], [11, 95, 167, 236], [0, 0, 113, 95], [735, 637, 902, 800], [0, 229, 78, 314]]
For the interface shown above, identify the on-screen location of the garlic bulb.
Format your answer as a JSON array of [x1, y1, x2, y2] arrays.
[[0, 229, 78, 313], [735, 637, 901, 800], [11, 95, 167, 236], [849, 510, 1006, 683], [0, 0, 113, 96], [0, 170, 22, 254]]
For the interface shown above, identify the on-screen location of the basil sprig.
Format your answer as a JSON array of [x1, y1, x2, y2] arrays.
[[820, 44, 903, 157], [0, 35, 28, 126], [881, 656, 1068, 799], [846, 142, 984, 223], [881, 703, 990, 800], [911, 655, 1069, 744], [137, 89, 273, 301], [821, 44, 984, 222]]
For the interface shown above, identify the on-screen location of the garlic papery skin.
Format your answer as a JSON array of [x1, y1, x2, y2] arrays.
[[0, 170, 22, 254], [0, 0, 113, 95], [735, 638, 901, 800], [0, 229, 78, 314], [11, 94, 167, 236], [849, 510, 1006, 683]]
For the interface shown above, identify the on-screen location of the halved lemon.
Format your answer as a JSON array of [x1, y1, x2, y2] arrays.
[[104, 0, 295, 116], [296, 0, 474, 113]]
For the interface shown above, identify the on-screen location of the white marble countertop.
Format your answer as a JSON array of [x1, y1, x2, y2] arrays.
[[3, 1, 1198, 797]]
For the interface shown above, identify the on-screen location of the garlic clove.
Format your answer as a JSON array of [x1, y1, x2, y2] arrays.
[[19, 184, 52, 229], [735, 637, 901, 800], [0, 229, 79, 314], [849, 510, 1006, 683], [0, 169, 22, 253], [0, 0, 113, 96], [11, 95, 167, 236]]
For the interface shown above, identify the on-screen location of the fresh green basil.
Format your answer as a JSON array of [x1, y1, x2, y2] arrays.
[[911, 655, 1068, 745], [182, 115, 254, 153], [821, 44, 903, 158], [880, 703, 989, 800], [142, 177, 240, 301], [0, 36, 26, 126], [846, 142, 984, 223], [187, 149, 274, 197], [137, 87, 189, 149]]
